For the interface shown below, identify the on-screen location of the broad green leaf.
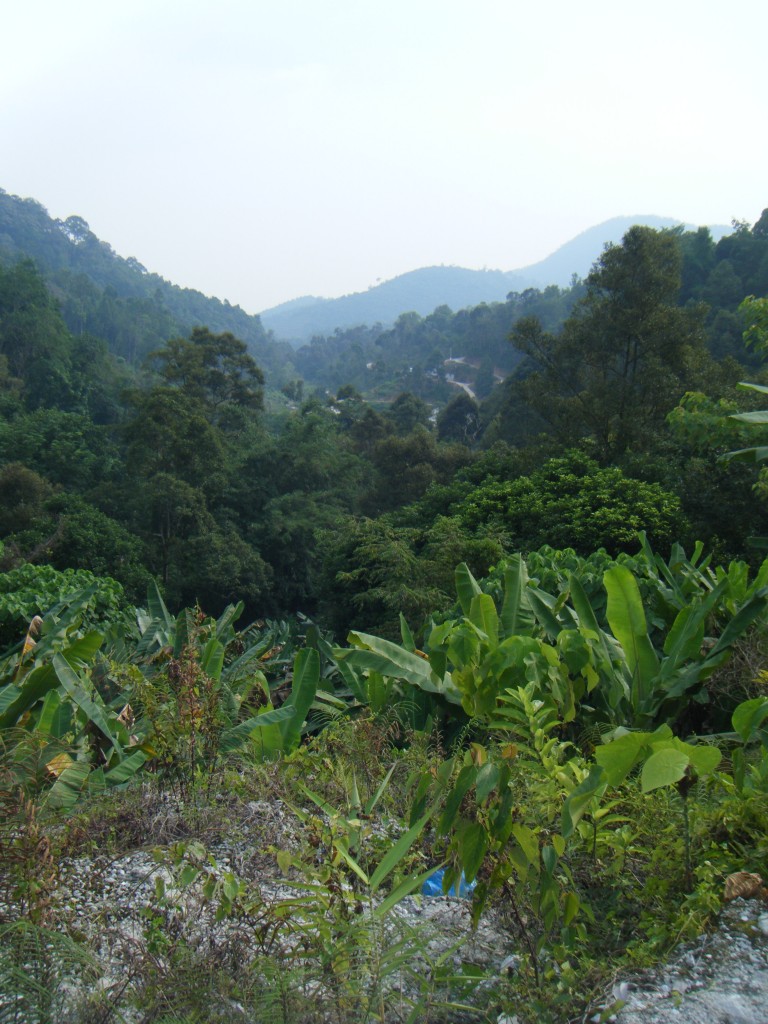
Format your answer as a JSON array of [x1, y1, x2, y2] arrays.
[[87, 767, 106, 797], [469, 593, 499, 646], [500, 555, 535, 638], [595, 731, 649, 787], [455, 563, 482, 617], [568, 574, 601, 633], [46, 761, 91, 811], [732, 410, 768, 424], [527, 588, 562, 639], [3, 631, 104, 730], [200, 638, 225, 683], [147, 580, 173, 630], [708, 588, 768, 659], [53, 654, 122, 756], [438, 764, 477, 836], [344, 632, 462, 704], [399, 613, 416, 652], [685, 744, 721, 776], [732, 698, 768, 744], [178, 864, 200, 888], [604, 566, 659, 704], [279, 648, 320, 752], [475, 762, 500, 802], [662, 606, 705, 663], [541, 844, 557, 876], [223, 645, 267, 684], [723, 445, 768, 463], [641, 748, 689, 792], [457, 821, 488, 882], [511, 823, 539, 867], [332, 654, 370, 704], [219, 705, 295, 754], [562, 764, 607, 838], [366, 670, 396, 713], [0, 684, 22, 718], [215, 601, 244, 641], [563, 891, 580, 926], [104, 750, 148, 786], [35, 690, 62, 737]]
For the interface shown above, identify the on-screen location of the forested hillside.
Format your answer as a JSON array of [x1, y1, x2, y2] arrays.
[[0, 189, 294, 378], [2, 200, 768, 628], [3, 200, 768, 1023]]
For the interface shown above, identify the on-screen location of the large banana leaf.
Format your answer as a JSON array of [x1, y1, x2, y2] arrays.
[[53, 654, 124, 758], [46, 761, 91, 811], [469, 593, 498, 646], [200, 637, 225, 683], [341, 631, 463, 705], [219, 704, 295, 754], [455, 563, 482, 616], [0, 633, 103, 730], [279, 648, 320, 752], [332, 655, 371, 704], [214, 601, 245, 642], [604, 565, 659, 712], [499, 555, 536, 638]]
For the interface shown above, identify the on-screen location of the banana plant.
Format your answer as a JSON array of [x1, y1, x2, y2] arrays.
[[334, 628, 464, 706], [602, 563, 768, 728], [128, 584, 322, 761], [0, 590, 153, 810]]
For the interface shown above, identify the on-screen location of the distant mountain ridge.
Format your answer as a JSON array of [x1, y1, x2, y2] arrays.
[[0, 187, 731, 357], [260, 266, 537, 343], [260, 215, 731, 343]]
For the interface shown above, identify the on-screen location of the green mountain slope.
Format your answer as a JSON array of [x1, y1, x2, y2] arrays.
[[0, 189, 292, 376]]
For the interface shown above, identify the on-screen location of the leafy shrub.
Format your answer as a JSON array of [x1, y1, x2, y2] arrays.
[[452, 450, 687, 555], [0, 563, 128, 650]]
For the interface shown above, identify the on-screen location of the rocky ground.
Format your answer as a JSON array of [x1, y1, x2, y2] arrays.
[[2, 794, 518, 1023], [4, 790, 768, 1023], [609, 897, 768, 1024]]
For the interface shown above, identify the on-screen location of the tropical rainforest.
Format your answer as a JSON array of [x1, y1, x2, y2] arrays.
[[2, 189, 768, 1023]]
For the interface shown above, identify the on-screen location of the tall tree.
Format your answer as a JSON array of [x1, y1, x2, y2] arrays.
[[148, 327, 264, 424], [386, 392, 432, 435], [512, 227, 708, 461]]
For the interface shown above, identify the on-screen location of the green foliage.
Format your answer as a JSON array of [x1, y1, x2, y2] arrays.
[[0, 588, 150, 814], [0, 259, 75, 410], [141, 771, 451, 1024], [149, 326, 265, 419], [5, 197, 768, 1022], [511, 226, 711, 460], [332, 542, 768, 749], [0, 408, 121, 490], [0, 563, 127, 650], [451, 449, 686, 556], [385, 391, 432, 435]]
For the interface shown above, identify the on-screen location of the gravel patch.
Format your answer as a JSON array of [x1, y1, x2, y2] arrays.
[[607, 898, 768, 1024]]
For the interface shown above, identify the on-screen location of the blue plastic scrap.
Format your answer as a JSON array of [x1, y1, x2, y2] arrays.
[[420, 867, 476, 898]]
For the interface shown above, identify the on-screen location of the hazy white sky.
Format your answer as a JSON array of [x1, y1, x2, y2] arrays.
[[2, 0, 766, 313]]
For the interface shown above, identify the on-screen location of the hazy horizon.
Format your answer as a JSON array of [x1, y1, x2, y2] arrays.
[[3, 1, 766, 314]]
